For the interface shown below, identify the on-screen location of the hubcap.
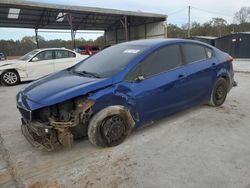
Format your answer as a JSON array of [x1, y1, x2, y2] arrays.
[[101, 116, 126, 145], [3, 72, 18, 85], [215, 84, 226, 101]]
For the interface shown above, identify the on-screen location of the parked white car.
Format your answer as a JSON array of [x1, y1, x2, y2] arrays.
[[0, 48, 88, 86]]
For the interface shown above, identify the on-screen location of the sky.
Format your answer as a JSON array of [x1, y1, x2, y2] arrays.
[[0, 0, 249, 40]]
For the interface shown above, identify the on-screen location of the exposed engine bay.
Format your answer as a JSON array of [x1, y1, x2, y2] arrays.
[[21, 96, 95, 151]]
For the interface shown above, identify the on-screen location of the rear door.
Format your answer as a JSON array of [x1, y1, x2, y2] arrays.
[[54, 50, 77, 71], [124, 44, 189, 124], [181, 43, 217, 104], [26, 50, 54, 79]]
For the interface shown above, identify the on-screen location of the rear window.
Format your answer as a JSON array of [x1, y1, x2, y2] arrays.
[[78, 47, 86, 51], [182, 44, 207, 64], [91, 47, 99, 51]]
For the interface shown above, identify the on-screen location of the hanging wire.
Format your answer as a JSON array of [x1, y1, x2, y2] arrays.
[[168, 7, 188, 16], [191, 6, 234, 17]]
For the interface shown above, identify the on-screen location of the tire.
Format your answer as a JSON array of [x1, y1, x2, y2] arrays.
[[1, 70, 20, 86], [209, 78, 228, 107], [88, 107, 134, 147]]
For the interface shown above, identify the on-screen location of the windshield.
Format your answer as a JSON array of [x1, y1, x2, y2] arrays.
[[19, 49, 40, 61], [72, 44, 148, 78]]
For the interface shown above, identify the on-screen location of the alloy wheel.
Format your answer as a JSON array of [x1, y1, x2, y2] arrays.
[[2, 71, 18, 85]]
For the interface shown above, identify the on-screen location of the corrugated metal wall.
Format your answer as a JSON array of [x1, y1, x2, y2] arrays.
[[105, 21, 167, 45], [215, 33, 250, 58]]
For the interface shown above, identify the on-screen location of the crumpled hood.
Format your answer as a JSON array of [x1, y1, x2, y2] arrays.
[[21, 70, 113, 110], [0, 59, 23, 67]]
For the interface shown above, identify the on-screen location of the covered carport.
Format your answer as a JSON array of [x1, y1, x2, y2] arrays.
[[0, 0, 167, 48]]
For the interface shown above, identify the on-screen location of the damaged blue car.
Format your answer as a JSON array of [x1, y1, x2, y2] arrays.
[[16, 39, 236, 151]]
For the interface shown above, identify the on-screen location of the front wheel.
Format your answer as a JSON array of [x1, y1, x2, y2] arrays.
[[209, 78, 228, 106], [1, 70, 20, 86], [88, 115, 129, 147]]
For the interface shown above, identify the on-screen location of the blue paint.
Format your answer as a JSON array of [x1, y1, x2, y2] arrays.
[[17, 39, 235, 129]]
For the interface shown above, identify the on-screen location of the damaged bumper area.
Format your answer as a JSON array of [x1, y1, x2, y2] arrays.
[[21, 120, 59, 151], [19, 98, 95, 151]]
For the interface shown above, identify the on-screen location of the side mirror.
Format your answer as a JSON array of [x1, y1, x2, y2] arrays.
[[135, 75, 144, 82], [32, 57, 39, 62]]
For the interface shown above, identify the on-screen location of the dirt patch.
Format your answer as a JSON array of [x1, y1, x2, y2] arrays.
[[69, 153, 137, 188], [0, 134, 19, 187], [28, 180, 62, 188]]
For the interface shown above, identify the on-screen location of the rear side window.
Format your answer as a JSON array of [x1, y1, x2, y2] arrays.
[[141, 45, 183, 78], [55, 50, 75, 59], [182, 44, 207, 64], [205, 47, 213, 58]]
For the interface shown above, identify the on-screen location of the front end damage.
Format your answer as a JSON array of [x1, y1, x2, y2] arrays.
[[19, 97, 95, 151]]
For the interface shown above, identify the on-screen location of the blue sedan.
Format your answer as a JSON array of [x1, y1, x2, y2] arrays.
[[17, 39, 236, 151]]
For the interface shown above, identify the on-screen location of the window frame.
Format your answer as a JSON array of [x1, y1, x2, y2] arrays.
[[180, 43, 214, 65], [125, 44, 185, 82]]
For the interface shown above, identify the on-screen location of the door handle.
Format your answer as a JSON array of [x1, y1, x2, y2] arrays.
[[210, 63, 216, 69], [178, 74, 184, 78]]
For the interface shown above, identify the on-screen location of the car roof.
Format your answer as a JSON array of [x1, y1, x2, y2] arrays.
[[120, 38, 210, 48], [36, 48, 75, 52]]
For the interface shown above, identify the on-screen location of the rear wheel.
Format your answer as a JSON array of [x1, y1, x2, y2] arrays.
[[1, 70, 20, 86], [209, 78, 228, 106]]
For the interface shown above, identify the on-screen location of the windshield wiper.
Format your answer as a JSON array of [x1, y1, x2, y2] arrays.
[[73, 70, 101, 78]]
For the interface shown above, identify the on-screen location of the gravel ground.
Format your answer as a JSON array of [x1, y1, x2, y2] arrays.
[[0, 61, 250, 188]]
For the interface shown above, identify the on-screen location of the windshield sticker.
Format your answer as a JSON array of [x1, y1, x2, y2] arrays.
[[123, 49, 141, 54]]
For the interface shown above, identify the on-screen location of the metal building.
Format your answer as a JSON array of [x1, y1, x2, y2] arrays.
[[0, 0, 167, 48], [215, 32, 250, 58]]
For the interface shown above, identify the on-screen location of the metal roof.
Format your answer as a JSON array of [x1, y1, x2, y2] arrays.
[[0, 0, 167, 30], [191, 36, 218, 40]]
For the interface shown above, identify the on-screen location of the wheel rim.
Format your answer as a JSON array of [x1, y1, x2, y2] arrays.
[[215, 84, 226, 101], [101, 115, 126, 146], [3, 72, 18, 85]]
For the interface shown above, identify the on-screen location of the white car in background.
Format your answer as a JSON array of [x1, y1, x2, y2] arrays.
[[0, 48, 88, 86]]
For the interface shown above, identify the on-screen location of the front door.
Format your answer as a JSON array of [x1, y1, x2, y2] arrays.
[[26, 50, 54, 80], [124, 44, 189, 125]]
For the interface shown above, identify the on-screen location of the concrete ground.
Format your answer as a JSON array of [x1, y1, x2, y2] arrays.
[[233, 59, 250, 73], [0, 60, 250, 188]]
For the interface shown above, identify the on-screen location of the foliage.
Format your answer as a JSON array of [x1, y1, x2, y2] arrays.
[[0, 36, 105, 56], [234, 7, 250, 24], [168, 6, 250, 38]]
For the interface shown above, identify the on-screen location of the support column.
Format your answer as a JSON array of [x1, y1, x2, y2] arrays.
[[124, 16, 128, 41], [35, 28, 39, 49], [73, 31, 76, 50], [115, 29, 118, 43], [104, 30, 107, 45], [188, 6, 191, 38], [67, 13, 75, 49], [164, 18, 168, 38]]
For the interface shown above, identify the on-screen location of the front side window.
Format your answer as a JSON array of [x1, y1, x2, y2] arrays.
[[19, 50, 40, 61], [141, 45, 183, 78], [33, 51, 53, 61], [182, 44, 207, 64]]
